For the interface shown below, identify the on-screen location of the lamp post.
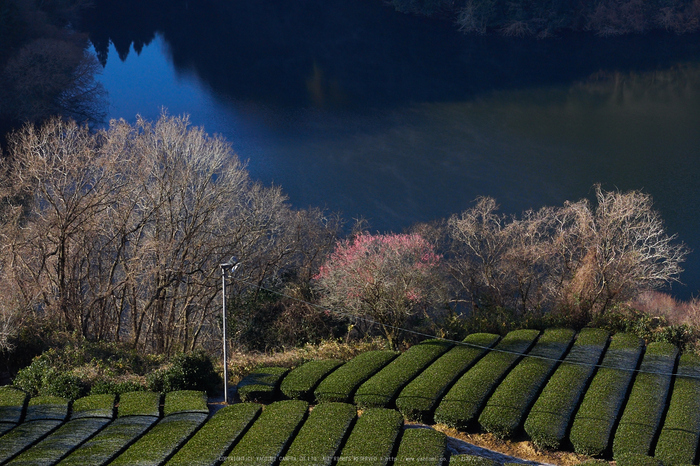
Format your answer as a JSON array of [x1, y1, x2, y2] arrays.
[[220, 257, 238, 404]]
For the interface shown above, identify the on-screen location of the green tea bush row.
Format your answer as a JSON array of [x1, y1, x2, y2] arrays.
[[282, 402, 356, 466], [6, 417, 111, 466], [612, 341, 678, 458], [71, 394, 116, 419], [109, 412, 208, 466], [117, 391, 161, 418], [25, 395, 69, 421], [163, 390, 208, 416], [654, 353, 700, 465], [568, 332, 644, 457], [395, 333, 500, 423], [615, 453, 663, 466], [237, 366, 290, 403], [354, 340, 453, 409], [0, 386, 28, 423], [433, 329, 541, 430], [448, 454, 498, 465], [393, 427, 447, 466], [337, 407, 403, 466], [315, 350, 399, 403], [478, 328, 576, 438], [227, 400, 309, 466], [0, 420, 62, 463], [280, 359, 344, 400], [58, 416, 158, 466], [523, 328, 610, 450], [166, 403, 261, 466]]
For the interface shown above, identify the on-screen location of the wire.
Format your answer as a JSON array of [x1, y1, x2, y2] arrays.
[[228, 276, 700, 381]]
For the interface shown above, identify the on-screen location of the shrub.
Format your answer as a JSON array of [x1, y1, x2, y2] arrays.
[[337, 408, 404, 466], [615, 453, 663, 466], [478, 328, 576, 438], [236, 366, 290, 403], [283, 402, 357, 466], [146, 351, 221, 395], [314, 350, 398, 403], [568, 332, 644, 457], [13, 357, 87, 400], [280, 359, 344, 400], [523, 328, 610, 450], [109, 412, 208, 466], [0, 385, 28, 423], [7, 417, 111, 465], [163, 390, 207, 416], [71, 393, 116, 419], [57, 416, 158, 466], [396, 333, 500, 423], [447, 454, 498, 465], [354, 340, 453, 409], [25, 395, 69, 421], [433, 329, 540, 429], [89, 380, 145, 396], [0, 420, 63, 463], [227, 400, 309, 466], [612, 341, 677, 458], [654, 353, 700, 465], [117, 391, 161, 418], [393, 427, 447, 465], [166, 403, 261, 466]]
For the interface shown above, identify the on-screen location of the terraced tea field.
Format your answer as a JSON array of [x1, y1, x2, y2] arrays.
[[1, 329, 699, 465]]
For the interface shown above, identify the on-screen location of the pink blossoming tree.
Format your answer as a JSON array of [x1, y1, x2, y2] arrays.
[[315, 232, 443, 349]]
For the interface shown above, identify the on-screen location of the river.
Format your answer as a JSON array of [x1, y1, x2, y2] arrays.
[[83, 0, 700, 298]]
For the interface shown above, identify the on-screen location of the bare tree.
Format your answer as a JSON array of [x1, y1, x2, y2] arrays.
[[446, 186, 688, 319], [0, 113, 333, 354]]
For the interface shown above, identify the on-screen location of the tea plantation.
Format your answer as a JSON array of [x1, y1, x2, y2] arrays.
[[1, 329, 699, 465]]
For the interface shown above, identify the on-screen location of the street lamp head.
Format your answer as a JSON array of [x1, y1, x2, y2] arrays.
[[221, 256, 239, 271]]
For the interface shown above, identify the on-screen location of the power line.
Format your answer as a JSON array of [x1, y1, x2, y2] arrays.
[[229, 276, 700, 381]]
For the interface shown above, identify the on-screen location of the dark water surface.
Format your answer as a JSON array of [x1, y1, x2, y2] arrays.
[[84, 0, 700, 298]]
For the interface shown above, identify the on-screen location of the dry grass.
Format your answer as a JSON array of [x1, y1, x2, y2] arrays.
[[432, 425, 605, 465]]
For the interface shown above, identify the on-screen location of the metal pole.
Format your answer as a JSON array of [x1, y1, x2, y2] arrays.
[[221, 265, 229, 404]]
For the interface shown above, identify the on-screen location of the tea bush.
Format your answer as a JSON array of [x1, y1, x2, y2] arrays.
[[0, 419, 63, 463], [568, 332, 644, 456], [70, 393, 115, 419], [109, 412, 208, 466], [337, 408, 403, 466], [396, 333, 500, 423], [614, 453, 663, 466], [393, 427, 447, 466], [280, 359, 343, 400], [7, 417, 111, 465], [433, 329, 540, 429], [478, 328, 575, 438], [226, 400, 309, 466], [283, 402, 356, 466], [447, 454, 498, 465], [612, 341, 677, 458], [166, 403, 261, 466], [117, 391, 161, 418], [0, 386, 28, 423], [314, 350, 398, 403], [523, 328, 609, 450], [654, 353, 700, 465], [163, 390, 207, 416], [237, 366, 290, 403], [25, 395, 69, 421], [354, 339, 453, 409], [58, 416, 158, 466]]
